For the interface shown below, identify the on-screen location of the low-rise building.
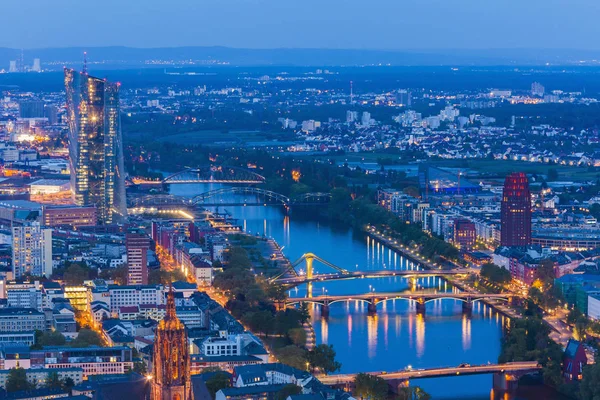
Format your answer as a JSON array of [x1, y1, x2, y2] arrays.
[[0, 367, 84, 389]]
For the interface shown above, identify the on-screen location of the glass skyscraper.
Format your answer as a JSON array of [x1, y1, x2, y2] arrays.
[[64, 68, 127, 224]]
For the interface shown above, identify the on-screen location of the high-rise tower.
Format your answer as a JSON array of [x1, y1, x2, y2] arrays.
[[64, 66, 127, 224], [501, 172, 532, 247], [151, 286, 192, 400], [126, 230, 150, 285]]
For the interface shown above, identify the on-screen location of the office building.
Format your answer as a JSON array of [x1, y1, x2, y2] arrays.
[[531, 82, 545, 97], [397, 89, 412, 107], [453, 219, 476, 250], [6, 281, 42, 310], [31, 58, 41, 72], [42, 205, 97, 227], [64, 68, 127, 224], [12, 222, 53, 278], [107, 285, 165, 314], [29, 346, 133, 377], [8, 61, 17, 73], [501, 172, 532, 247], [0, 308, 46, 332], [126, 231, 150, 285], [19, 100, 45, 118]]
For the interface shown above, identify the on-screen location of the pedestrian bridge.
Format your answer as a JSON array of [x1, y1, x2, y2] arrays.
[[274, 268, 473, 286], [131, 166, 266, 185], [128, 189, 332, 208], [318, 361, 541, 385]]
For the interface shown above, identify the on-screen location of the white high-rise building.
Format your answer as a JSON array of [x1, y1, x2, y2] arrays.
[[32, 59, 41, 72], [361, 112, 372, 127], [12, 222, 53, 278], [8, 61, 17, 73], [346, 110, 358, 123]]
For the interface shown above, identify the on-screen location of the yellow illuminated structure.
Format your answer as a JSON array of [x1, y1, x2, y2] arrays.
[[151, 286, 191, 400]]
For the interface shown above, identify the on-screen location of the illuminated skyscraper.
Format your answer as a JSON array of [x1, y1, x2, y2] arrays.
[[501, 172, 532, 247], [64, 68, 127, 224]]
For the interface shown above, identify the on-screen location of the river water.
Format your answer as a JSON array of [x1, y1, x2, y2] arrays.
[[170, 184, 515, 399]]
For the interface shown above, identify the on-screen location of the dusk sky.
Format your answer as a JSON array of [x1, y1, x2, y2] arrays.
[[2, 0, 599, 50]]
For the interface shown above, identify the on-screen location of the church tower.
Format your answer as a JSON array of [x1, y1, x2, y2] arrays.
[[151, 286, 191, 400]]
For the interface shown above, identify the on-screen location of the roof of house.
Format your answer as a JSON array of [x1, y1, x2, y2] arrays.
[[218, 384, 289, 397]]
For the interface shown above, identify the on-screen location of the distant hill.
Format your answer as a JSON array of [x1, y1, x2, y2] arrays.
[[1, 46, 600, 69]]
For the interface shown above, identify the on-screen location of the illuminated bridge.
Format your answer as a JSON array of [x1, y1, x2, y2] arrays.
[[131, 166, 266, 185], [319, 361, 541, 391], [268, 252, 471, 284], [286, 291, 514, 315], [129, 189, 332, 208], [274, 268, 473, 286]]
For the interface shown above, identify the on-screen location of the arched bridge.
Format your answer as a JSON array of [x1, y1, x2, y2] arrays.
[[131, 166, 266, 185], [287, 291, 515, 315], [319, 361, 541, 386], [192, 188, 332, 207], [129, 189, 332, 209]]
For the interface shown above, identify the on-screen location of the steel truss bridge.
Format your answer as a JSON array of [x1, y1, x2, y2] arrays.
[[128, 188, 332, 208], [132, 166, 266, 185]]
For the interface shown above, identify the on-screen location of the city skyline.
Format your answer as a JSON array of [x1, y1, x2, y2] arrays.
[[2, 0, 600, 50]]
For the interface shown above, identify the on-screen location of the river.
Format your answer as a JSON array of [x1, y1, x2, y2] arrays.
[[169, 183, 548, 400]]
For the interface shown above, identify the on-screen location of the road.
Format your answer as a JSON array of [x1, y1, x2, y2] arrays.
[[318, 361, 541, 384], [287, 291, 511, 305]]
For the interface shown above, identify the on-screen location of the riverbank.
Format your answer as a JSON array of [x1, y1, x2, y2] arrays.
[[364, 227, 524, 320]]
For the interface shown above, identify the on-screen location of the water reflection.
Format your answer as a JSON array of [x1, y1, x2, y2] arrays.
[[168, 184, 504, 399]]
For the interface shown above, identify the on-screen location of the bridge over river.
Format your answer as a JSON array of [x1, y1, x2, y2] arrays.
[[319, 361, 541, 393], [286, 291, 514, 315]]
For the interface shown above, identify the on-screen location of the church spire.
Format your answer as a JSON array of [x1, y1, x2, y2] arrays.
[[151, 283, 191, 400]]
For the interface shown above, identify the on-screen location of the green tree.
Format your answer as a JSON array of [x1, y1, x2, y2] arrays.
[[276, 384, 302, 400], [397, 387, 431, 400], [307, 344, 341, 375], [275, 345, 308, 371], [537, 259, 556, 287], [45, 371, 62, 389], [547, 168, 559, 181], [288, 328, 307, 347], [480, 263, 511, 285], [354, 373, 388, 400], [133, 361, 147, 375], [62, 377, 75, 392], [70, 328, 104, 348], [6, 367, 34, 392], [38, 330, 67, 347], [63, 263, 90, 285], [402, 186, 420, 198], [205, 372, 231, 398], [580, 362, 600, 400]]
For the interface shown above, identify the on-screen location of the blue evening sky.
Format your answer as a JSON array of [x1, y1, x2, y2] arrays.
[[1, 0, 597, 49]]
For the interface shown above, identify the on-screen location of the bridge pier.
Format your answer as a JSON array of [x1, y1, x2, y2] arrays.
[[462, 300, 473, 316], [321, 304, 330, 319], [416, 299, 426, 315], [493, 372, 519, 394], [367, 301, 378, 315]]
